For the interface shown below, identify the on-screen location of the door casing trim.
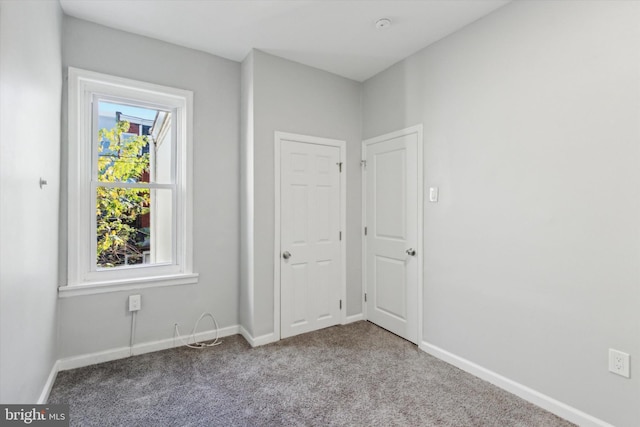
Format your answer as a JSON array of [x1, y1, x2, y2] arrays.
[[361, 124, 424, 344], [274, 131, 347, 342]]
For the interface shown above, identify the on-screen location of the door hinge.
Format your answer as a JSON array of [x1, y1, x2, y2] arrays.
[[364, 226, 368, 236], [339, 299, 342, 310], [336, 162, 343, 172], [361, 160, 367, 168], [339, 231, 342, 241], [364, 293, 367, 302]]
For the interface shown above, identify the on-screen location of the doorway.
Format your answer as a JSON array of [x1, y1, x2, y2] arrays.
[[274, 132, 347, 339], [362, 125, 423, 344]]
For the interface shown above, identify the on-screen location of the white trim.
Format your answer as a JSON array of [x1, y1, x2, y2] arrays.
[[361, 149, 367, 321], [57, 325, 240, 371], [132, 324, 238, 356], [37, 361, 60, 404], [274, 134, 281, 342], [361, 125, 424, 345], [416, 125, 424, 348], [239, 326, 277, 347], [66, 67, 194, 289], [274, 132, 347, 342], [58, 273, 198, 297], [344, 313, 364, 324], [339, 144, 347, 325], [420, 341, 614, 427], [58, 347, 131, 371], [92, 181, 175, 190]]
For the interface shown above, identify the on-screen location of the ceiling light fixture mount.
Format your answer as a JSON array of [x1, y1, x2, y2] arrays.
[[375, 18, 392, 30]]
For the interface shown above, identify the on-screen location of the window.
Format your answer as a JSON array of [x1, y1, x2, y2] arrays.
[[63, 68, 196, 296]]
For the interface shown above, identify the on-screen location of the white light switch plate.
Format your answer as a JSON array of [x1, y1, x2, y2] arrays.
[[429, 187, 439, 202]]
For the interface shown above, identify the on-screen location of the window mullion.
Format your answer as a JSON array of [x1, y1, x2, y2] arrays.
[[91, 94, 100, 182], [97, 182, 175, 190], [90, 180, 98, 272], [172, 185, 178, 268], [171, 107, 178, 185], [89, 95, 100, 273]]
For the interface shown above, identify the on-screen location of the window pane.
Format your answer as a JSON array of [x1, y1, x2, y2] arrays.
[[96, 187, 173, 268], [97, 101, 172, 184]]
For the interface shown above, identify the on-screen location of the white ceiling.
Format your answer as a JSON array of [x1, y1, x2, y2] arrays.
[[59, 0, 510, 82]]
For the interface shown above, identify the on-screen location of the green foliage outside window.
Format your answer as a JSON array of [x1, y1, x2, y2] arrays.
[[96, 120, 151, 267]]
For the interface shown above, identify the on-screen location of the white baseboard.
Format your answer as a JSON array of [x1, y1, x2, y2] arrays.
[[37, 361, 60, 404], [344, 313, 364, 324], [132, 324, 239, 356], [420, 341, 613, 427], [239, 326, 276, 347], [58, 325, 240, 372], [58, 347, 131, 371]]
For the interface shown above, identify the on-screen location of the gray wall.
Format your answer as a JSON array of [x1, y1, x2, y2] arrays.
[[58, 17, 240, 357], [244, 50, 363, 337], [363, 1, 639, 426], [0, 1, 62, 402]]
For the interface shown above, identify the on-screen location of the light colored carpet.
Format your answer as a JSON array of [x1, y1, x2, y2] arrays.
[[48, 321, 574, 426]]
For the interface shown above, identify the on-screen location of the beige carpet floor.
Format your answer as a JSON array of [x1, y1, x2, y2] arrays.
[[48, 321, 574, 426]]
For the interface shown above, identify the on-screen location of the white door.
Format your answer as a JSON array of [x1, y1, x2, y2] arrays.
[[280, 139, 342, 339], [364, 128, 421, 343]]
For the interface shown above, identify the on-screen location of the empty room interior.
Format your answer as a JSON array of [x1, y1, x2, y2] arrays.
[[1, 0, 638, 426]]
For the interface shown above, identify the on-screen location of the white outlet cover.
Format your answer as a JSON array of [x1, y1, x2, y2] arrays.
[[608, 349, 630, 378], [128, 294, 141, 312]]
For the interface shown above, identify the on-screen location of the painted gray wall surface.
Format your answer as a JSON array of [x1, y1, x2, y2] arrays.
[[58, 17, 240, 357], [363, 1, 639, 426], [250, 50, 362, 337], [0, 1, 62, 402]]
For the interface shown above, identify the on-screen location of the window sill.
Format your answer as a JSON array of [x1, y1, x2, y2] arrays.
[[58, 273, 199, 298]]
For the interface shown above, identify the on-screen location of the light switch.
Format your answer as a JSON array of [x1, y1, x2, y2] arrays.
[[429, 187, 439, 203]]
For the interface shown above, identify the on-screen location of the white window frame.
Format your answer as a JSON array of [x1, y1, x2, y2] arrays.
[[61, 67, 197, 297]]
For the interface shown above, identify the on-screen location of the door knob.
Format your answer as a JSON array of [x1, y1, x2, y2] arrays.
[[406, 248, 416, 256], [282, 251, 292, 260]]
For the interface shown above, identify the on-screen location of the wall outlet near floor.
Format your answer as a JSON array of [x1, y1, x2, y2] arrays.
[[128, 294, 141, 312], [608, 349, 630, 378]]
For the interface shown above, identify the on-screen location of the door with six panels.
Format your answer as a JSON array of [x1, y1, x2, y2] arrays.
[[280, 138, 342, 339]]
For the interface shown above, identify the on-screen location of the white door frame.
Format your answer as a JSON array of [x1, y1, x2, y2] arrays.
[[361, 124, 424, 344], [274, 131, 347, 342]]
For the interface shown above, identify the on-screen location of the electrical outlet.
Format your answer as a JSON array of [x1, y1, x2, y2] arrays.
[[128, 294, 141, 312], [608, 349, 630, 378]]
